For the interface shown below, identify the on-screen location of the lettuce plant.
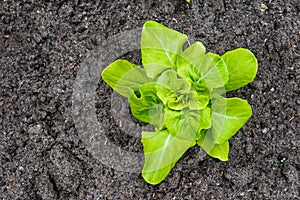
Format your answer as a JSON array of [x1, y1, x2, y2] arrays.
[[101, 21, 258, 185]]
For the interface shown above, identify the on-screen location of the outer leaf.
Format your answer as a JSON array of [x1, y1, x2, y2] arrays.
[[142, 107, 211, 184], [176, 42, 206, 78], [142, 130, 195, 185], [141, 21, 188, 78], [222, 48, 258, 92], [208, 52, 228, 92], [179, 42, 206, 61], [142, 159, 177, 186], [128, 82, 165, 130], [101, 59, 151, 98], [197, 130, 229, 161], [209, 96, 252, 144], [177, 53, 228, 91]]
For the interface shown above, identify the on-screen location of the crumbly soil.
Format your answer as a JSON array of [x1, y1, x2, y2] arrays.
[[0, 0, 299, 199]]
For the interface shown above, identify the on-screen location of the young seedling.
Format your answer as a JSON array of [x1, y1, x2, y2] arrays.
[[101, 20, 258, 185]]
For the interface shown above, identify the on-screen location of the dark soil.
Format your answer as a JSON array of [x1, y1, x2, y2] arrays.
[[1, 0, 299, 199]]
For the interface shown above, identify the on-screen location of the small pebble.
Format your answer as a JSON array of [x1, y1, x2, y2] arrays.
[[40, 96, 46, 102], [18, 166, 25, 172], [68, 56, 74, 62], [28, 124, 43, 135], [261, 3, 268, 12], [270, 87, 275, 92], [262, 127, 268, 133]]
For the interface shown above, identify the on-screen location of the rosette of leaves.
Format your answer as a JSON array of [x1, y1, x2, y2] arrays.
[[101, 21, 258, 185]]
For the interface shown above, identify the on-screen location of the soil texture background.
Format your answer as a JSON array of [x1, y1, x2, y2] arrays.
[[0, 0, 299, 199]]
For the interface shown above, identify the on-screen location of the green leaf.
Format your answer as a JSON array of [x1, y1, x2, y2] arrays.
[[177, 52, 228, 91], [156, 70, 208, 110], [186, 91, 209, 110], [142, 159, 177, 185], [141, 21, 188, 79], [197, 130, 229, 161], [142, 130, 195, 185], [142, 107, 211, 185], [208, 52, 228, 94], [209, 96, 252, 144], [128, 83, 165, 130], [101, 59, 151, 98], [165, 108, 211, 136], [179, 42, 206, 61], [156, 70, 191, 110], [222, 48, 258, 92]]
